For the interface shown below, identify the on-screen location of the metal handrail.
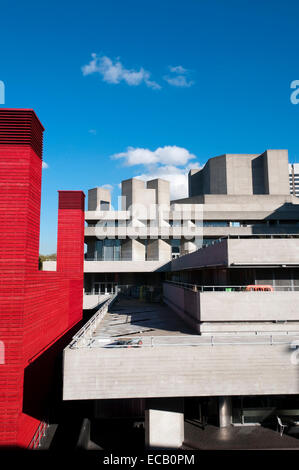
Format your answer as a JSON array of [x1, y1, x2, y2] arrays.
[[28, 421, 48, 449], [164, 280, 299, 292], [69, 293, 117, 349], [73, 333, 299, 349]]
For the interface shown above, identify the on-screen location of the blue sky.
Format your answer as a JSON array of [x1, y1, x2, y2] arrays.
[[1, 0, 299, 253]]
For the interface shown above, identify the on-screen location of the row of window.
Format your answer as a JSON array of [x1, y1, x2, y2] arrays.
[[85, 237, 223, 261], [87, 220, 299, 228]]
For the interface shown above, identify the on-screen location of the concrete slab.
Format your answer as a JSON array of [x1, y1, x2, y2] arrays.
[[184, 421, 299, 450]]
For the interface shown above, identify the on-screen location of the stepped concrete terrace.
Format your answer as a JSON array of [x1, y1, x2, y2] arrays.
[[63, 295, 299, 401]]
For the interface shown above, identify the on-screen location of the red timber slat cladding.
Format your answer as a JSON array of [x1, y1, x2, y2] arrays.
[[0, 109, 85, 447]]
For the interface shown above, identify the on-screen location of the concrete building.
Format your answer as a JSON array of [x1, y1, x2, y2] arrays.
[[83, 177, 203, 297], [289, 163, 299, 197], [61, 149, 299, 449]]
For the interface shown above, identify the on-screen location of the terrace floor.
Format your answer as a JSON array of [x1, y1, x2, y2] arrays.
[[92, 296, 195, 339], [184, 421, 299, 450]]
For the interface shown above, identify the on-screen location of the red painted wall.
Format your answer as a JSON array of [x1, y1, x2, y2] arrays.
[[0, 109, 85, 447]]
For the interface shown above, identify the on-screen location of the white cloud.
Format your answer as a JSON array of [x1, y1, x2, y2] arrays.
[[88, 129, 97, 135], [111, 145, 200, 199], [102, 184, 113, 191], [82, 54, 161, 90], [112, 145, 196, 167], [164, 64, 195, 88], [164, 75, 194, 88], [42, 161, 49, 169], [169, 65, 188, 74]]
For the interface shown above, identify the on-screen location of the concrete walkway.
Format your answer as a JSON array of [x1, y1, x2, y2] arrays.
[[184, 421, 299, 450], [93, 296, 194, 339]]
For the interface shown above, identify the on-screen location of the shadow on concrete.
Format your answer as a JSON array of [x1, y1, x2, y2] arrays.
[[107, 295, 196, 337]]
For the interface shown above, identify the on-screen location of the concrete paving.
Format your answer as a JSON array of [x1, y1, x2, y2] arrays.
[[92, 296, 195, 339], [184, 421, 299, 450]]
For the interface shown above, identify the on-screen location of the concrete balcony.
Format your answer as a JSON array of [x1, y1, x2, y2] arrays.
[[85, 210, 130, 220], [84, 260, 170, 273], [63, 296, 299, 401], [171, 237, 299, 271], [84, 226, 202, 238], [163, 281, 299, 334]]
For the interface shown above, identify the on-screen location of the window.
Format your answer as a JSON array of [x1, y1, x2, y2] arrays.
[[203, 238, 218, 246], [95, 239, 121, 260], [171, 239, 180, 254], [203, 221, 229, 227], [100, 200, 110, 211]]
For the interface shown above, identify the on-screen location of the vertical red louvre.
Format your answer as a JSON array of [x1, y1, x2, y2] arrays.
[[0, 109, 85, 448]]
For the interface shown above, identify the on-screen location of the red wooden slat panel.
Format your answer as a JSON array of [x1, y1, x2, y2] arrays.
[[0, 109, 84, 447]]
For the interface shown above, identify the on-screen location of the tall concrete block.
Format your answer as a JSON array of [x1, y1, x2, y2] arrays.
[[263, 149, 289, 195], [145, 398, 184, 449], [188, 150, 290, 197], [122, 178, 155, 211], [88, 187, 111, 211], [121, 239, 145, 261], [147, 178, 170, 206], [147, 239, 171, 261]]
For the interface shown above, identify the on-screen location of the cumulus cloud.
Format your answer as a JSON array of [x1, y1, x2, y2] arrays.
[[111, 145, 200, 199], [112, 145, 196, 167], [82, 53, 161, 90], [164, 75, 194, 88], [102, 184, 113, 191], [164, 64, 195, 88], [42, 161, 49, 169], [169, 65, 188, 74]]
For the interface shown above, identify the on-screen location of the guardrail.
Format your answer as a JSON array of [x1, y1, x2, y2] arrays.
[[28, 421, 48, 449], [70, 293, 118, 349], [72, 333, 299, 349], [165, 280, 299, 292]]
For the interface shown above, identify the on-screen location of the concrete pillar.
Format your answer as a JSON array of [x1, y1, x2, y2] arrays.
[[218, 396, 232, 428], [88, 187, 111, 210], [145, 398, 184, 449]]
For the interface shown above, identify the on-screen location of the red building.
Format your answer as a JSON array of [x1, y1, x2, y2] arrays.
[[0, 109, 85, 447]]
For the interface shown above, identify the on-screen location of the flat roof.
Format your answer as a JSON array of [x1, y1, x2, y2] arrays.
[[92, 297, 194, 340]]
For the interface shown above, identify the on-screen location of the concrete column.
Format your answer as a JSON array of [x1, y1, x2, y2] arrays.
[[145, 398, 184, 449], [218, 396, 232, 428], [121, 239, 146, 261]]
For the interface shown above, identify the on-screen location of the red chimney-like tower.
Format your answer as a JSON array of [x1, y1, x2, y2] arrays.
[[0, 109, 85, 447]]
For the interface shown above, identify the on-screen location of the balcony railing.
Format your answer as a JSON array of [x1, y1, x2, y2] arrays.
[[165, 280, 299, 292]]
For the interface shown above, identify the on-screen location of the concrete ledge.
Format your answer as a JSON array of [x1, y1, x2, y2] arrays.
[[63, 339, 299, 400]]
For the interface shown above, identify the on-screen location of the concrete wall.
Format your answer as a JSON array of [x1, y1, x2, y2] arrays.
[[188, 150, 290, 197], [84, 260, 170, 273], [171, 238, 229, 271], [263, 150, 289, 195], [163, 282, 299, 333], [145, 398, 184, 448], [63, 339, 299, 399], [147, 179, 170, 206], [170, 238, 299, 272], [88, 187, 111, 211], [147, 239, 171, 261], [227, 238, 299, 266], [122, 178, 156, 211]]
